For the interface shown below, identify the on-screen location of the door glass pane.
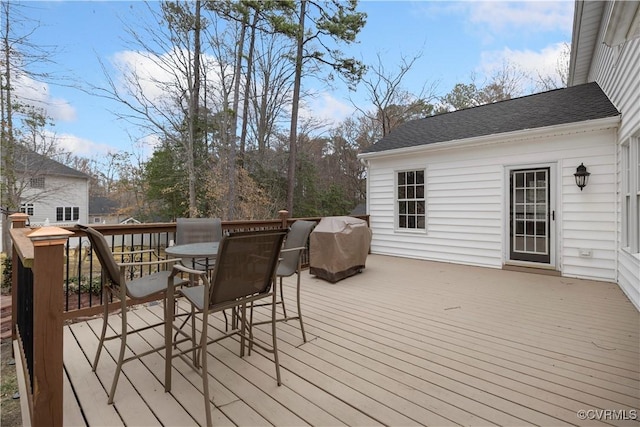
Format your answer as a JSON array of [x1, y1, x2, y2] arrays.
[[526, 172, 535, 186], [525, 236, 535, 251], [526, 221, 534, 234]]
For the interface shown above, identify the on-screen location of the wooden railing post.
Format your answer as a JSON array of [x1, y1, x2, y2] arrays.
[[279, 210, 289, 229], [9, 213, 29, 341], [28, 226, 73, 427]]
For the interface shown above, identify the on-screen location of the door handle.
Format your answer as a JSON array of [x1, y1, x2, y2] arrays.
[[551, 210, 555, 221]]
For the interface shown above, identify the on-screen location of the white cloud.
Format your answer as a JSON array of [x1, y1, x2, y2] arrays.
[[466, 1, 574, 35], [54, 132, 116, 157], [418, 1, 573, 45], [300, 92, 356, 127], [111, 49, 225, 108], [478, 42, 569, 91], [111, 50, 176, 105], [13, 74, 77, 122]]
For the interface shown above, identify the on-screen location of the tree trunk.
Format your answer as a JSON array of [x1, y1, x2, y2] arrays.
[[239, 9, 258, 166], [227, 14, 247, 220], [286, 0, 305, 215], [187, 0, 202, 216], [1, 2, 17, 253]]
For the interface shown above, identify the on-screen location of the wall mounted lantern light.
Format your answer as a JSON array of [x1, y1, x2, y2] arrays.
[[574, 163, 590, 191]]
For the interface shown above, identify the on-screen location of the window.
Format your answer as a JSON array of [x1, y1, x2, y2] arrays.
[[397, 169, 425, 230], [93, 217, 102, 223], [20, 203, 34, 216], [56, 206, 80, 222], [29, 177, 45, 189], [622, 138, 640, 252]]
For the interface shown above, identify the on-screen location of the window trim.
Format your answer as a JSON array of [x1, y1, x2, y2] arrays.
[[29, 176, 45, 189], [56, 206, 80, 222], [20, 203, 34, 216], [395, 168, 427, 232], [621, 137, 639, 253]]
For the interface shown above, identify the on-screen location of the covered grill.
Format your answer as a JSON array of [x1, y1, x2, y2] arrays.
[[309, 216, 372, 283]]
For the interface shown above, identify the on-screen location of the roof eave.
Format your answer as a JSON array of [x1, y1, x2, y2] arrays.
[[568, 0, 585, 86], [358, 115, 620, 161]]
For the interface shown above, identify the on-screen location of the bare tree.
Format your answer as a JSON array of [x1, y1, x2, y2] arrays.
[[535, 42, 570, 91], [94, 1, 207, 216], [1, 1, 63, 250], [357, 51, 438, 137]]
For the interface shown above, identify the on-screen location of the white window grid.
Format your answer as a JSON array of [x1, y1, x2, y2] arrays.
[[396, 169, 426, 230]]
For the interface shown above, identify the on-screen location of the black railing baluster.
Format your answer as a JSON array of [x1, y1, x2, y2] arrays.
[[16, 256, 34, 390]]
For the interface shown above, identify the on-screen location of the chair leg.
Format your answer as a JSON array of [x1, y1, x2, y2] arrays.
[[222, 310, 229, 331], [93, 288, 110, 372], [191, 305, 200, 369], [240, 304, 247, 357], [200, 309, 212, 427], [107, 298, 128, 405], [279, 277, 288, 318], [271, 290, 282, 386], [295, 272, 307, 342], [248, 302, 254, 356]]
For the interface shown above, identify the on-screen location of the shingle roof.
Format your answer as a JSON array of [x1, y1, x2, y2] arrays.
[[89, 196, 119, 215], [13, 145, 90, 179], [362, 82, 619, 154]]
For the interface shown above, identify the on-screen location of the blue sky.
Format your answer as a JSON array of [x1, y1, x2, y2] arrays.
[[18, 1, 574, 159]]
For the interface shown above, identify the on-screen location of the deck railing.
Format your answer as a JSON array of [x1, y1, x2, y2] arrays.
[[8, 210, 369, 426]]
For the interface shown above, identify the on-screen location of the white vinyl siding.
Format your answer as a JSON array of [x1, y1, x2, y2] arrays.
[[587, 5, 640, 310], [20, 174, 89, 226], [366, 124, 617, 280]]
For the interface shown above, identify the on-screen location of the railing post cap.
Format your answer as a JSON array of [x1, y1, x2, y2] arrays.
[[28, 226, 73, 244], [9, 212, 29, 221], [278, 210, 289, 217]]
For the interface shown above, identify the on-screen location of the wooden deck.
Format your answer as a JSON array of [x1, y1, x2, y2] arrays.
[[61, 255, 639, 426]]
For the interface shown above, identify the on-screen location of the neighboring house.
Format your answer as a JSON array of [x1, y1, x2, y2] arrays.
[[89, 195, 121, 224], [0, 147, 90, 252], [358, 0, 639, 310]]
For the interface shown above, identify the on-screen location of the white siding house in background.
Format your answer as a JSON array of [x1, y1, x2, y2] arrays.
[[359, 0, 639, 311], [0, 148, 90, 252]]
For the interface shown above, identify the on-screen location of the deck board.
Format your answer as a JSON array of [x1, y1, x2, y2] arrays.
[[62, 254, 640, 426]]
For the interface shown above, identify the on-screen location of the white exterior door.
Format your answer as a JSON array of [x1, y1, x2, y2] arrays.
[[508, 166, 555, 266]]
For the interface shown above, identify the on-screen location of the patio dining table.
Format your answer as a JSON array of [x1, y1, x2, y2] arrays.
[[165, 241, 220, 263]]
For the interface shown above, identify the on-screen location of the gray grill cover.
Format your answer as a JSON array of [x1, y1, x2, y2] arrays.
[[310, 216, 372, 283]]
